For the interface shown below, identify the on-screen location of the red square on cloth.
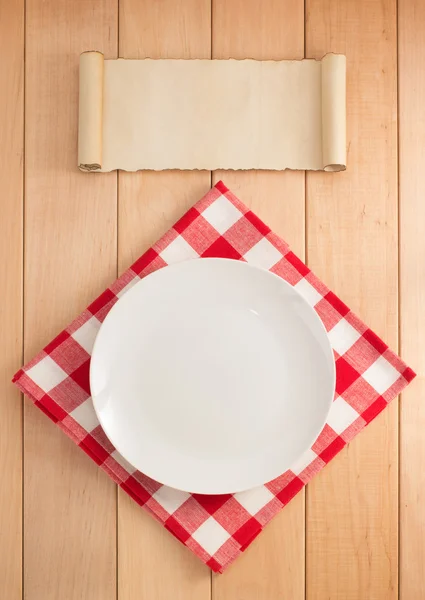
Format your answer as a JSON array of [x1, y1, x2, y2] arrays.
[[13, 182, 415, 573]]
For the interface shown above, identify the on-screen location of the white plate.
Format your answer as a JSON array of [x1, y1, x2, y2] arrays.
[[90, 258, 335, 494]]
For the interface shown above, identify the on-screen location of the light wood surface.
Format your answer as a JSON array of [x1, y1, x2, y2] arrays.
[[24, 0, 118, 598], [0, 0, 23, 597], [399, 1, 425, 598], [0, 0, 423, 598], [305, 1, 399, 598]]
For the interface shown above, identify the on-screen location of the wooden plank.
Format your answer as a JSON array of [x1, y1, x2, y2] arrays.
[[305, 1, 398, 598], [399, 0, 425, 597], [117, 1, 212, 598], [0, 0, 23, 597], [24, 0, 118, 598], [212, 1, 305, 598]]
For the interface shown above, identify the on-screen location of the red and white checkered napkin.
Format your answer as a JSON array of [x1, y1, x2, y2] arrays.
[[14, 181, 415, 573]]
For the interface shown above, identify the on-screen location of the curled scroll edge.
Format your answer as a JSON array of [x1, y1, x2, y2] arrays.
[[321, 53, 346, 172], [78, 51, 103, 172]]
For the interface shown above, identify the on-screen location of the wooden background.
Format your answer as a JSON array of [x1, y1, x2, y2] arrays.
[[1, 0, 424, 597]]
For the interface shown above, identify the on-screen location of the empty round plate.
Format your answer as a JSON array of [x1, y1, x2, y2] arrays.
[[90, 258, 335, 494]]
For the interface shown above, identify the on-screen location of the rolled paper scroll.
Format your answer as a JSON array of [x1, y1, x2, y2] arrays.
[[78, 52, 346, 173]]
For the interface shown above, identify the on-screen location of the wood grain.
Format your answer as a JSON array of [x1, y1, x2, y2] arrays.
[[306, 0, 399, 598], [399, 0, 425, 597], [211, 1, 305, 598], [0, 0, 23, 597], [117, 1, 212, 598], [1, 0, 423, 596], [24, 0, 118, 598]]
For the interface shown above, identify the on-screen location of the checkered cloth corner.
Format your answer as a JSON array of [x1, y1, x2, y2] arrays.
[[13, 181, 415, 573]]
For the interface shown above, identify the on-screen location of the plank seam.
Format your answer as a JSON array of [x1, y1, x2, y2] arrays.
[[22, 0, 27, 596], [396, 0, 401, 597], [303, 0, 308, 598], [116, 2, 120, 599]]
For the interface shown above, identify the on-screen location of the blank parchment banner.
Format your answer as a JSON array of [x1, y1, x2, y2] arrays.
[[78, 52, 346, 173]]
